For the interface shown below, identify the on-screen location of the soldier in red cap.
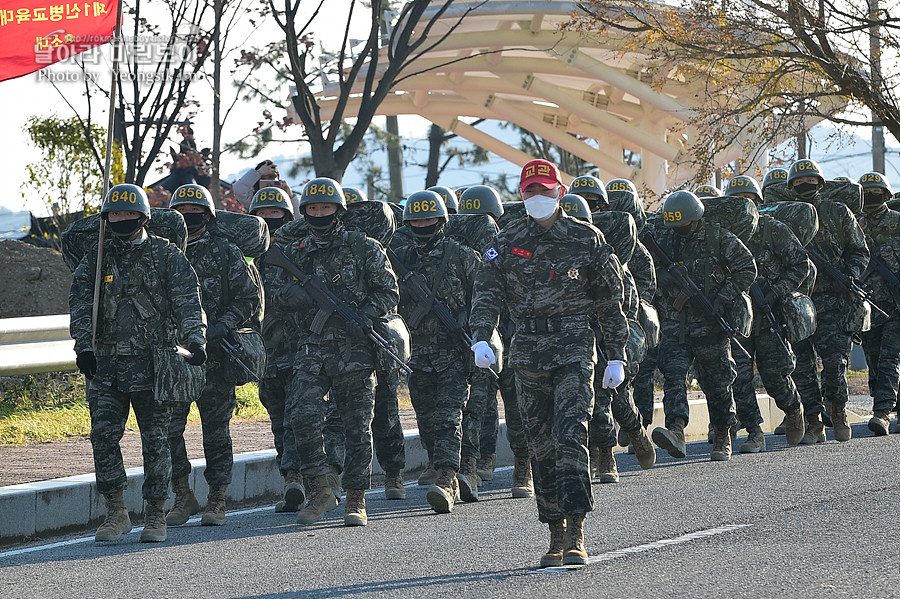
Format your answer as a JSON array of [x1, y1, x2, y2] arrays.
[[469, 158, 629, 568]]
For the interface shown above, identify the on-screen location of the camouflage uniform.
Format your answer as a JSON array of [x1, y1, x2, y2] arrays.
[[857, 206, 900, 414], [653, 221, 757, 429], [390, 232, 480, 470], [277, 224, 399, 492], [169, 232, 261, 487], [731, 215, 807, 427], [470, 214, 628, 522], [70, 233, 205, 500], [793, 199, 869, 420]]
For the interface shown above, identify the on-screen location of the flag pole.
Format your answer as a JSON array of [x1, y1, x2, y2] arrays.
[[91, 0, 123, 351]]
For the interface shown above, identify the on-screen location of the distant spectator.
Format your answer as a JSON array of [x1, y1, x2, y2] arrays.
[[232, 160, 300, 214]]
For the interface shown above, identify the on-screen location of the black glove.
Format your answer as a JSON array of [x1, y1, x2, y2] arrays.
[[349, 315, 373, 340], [186, 343, 207, 366], [280, 282, 310, 310], [207, 321, 228, 342], [76, 351, 97, 379]]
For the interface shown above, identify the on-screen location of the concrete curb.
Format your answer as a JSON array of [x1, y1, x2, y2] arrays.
[[0, 394, 870, 545]]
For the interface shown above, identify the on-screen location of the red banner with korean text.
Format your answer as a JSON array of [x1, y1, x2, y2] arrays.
[[0, 0, 118, 82]]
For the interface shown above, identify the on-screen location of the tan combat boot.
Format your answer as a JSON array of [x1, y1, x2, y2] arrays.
[[773, 416, 787, 435], [739, 425, 766, 453], [417, 462, 439, 486], [201, 484, 228, 526], [588, 446, 600, 477], [326, 465, 343, 503], [540, 520, 567, 568], [652, 417, 687, 458], [783, 407, 805, 445], [297, 474, 339, 525], [426, 468, 458, 514], [562, 514, 588, 566], [869, 410, 891, 436], [596, 447, 619, 483], [799, 413, 826, 444], [626, 428, 657, 470], [711, 425, 733, 461], [95, 491, 132, 542], [476, 454, 495, 482], [276, 470, 305, 512], [831, 403, 851, 442], [165, 475, 200, 526], [140, 499, 167, 542], [384, 470, 406, 500], [511, 456, 535, 498], [343, 489, 368, 527], [457, 457, 480, 502]]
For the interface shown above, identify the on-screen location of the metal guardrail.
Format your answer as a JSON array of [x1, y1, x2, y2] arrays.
[[0, 315, 76, 376]]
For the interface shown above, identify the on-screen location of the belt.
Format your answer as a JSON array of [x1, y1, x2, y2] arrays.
[[516, 314, 591, 334]]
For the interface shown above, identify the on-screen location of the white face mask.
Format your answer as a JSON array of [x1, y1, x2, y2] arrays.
[[524, 194, 559, 220]]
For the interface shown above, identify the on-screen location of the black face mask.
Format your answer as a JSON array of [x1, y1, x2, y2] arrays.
[[107, 218, 143, 239], [263, 216, 287, 232], [791, 182, 820, 202], [863, 191, 885, 209], [305, 212, 337, 236], [410, 222, 443, 246], [182, 212, 209, 234], [672, 221, 698, 237]]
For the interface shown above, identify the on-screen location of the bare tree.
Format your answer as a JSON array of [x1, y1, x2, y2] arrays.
[[565, 0, 900, 179]]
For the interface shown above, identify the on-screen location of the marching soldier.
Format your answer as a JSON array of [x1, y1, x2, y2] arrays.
[[470, 158, 629, 568], [70, 184, 206, 543], [166, 184, 262, 527]]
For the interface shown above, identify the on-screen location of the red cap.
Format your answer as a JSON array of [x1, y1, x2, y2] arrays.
[[519, 159, 563, 194]]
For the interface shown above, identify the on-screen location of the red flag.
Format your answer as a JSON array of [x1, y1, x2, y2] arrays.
[[0, 0, 118, 82]]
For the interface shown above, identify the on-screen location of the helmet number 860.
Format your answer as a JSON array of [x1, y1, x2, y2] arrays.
[[460, 198, 481, 210]]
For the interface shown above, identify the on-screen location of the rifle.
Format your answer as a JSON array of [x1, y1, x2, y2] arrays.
[[266, 244, 412, 375], [748, 283, 790, 353], [219, 337, 260, 383], [387, 247, 499, 380], [806, 247, 889, 318], [640, 231, 751, 359]]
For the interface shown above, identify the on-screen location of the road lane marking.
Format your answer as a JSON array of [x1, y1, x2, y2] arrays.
[[531, 523, 752, 573]]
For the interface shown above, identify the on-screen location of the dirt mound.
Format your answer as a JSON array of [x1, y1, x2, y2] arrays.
[[0, 240, 71, 318]]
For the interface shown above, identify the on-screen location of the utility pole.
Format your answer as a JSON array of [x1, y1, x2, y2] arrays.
[[381, 4, 405, 202], [870, 0, 886, 174]]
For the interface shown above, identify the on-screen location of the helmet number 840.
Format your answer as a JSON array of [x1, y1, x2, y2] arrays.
[[110, 190, 137, 203]]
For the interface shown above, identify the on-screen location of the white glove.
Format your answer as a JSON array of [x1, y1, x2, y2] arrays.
[[471, 341, 497, 369], [602, 360, 626, 389]]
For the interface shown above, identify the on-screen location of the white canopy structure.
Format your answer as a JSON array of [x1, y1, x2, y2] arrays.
[[292, 1, 837, 205]]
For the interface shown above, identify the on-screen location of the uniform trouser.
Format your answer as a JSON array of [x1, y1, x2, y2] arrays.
[[408, 361, 469, 471], [516, 362, 595, 523], [323, 367, 406, 473], [480, 365, 530, 458], [732, 329, 801, 428], [461, 369, 492, 459], [88, 381, 172, 500], [657, 332, 737, 428], [259, 368, 300, 474], [793, 316, 853, 419], [632, 345, 659, 427], [860, 315, 900, 413], [169, 367, 236, 487]]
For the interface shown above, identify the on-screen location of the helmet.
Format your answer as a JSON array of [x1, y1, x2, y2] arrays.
[[693, 184, 722, 198], [427, 185, 459, 214], [859, 172, 894, 197], [662, 190, 704, 227], [458, 185, 504, 219], [724, 175, 762, 203], [299, 177, 346, 213], [761, 167, 789, 191], [787, 159, 826, 188], [606, 178, 638, 196], [343, 186, 369, 205], [560, 194, 593, 222], [101, 183, 151, 219], [170, 183, 216, 218], [454, 186, 469, 200], [833, 176, 851, 182], [570, 175, 608, 207], [402, 190, 448, 223], [249, 186, 294, 219]]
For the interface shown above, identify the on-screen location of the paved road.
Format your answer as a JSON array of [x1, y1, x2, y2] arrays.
[[2, 423, 899, 598]]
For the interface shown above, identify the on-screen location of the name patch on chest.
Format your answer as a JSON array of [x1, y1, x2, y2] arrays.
[[511, 247, 533, 259]]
